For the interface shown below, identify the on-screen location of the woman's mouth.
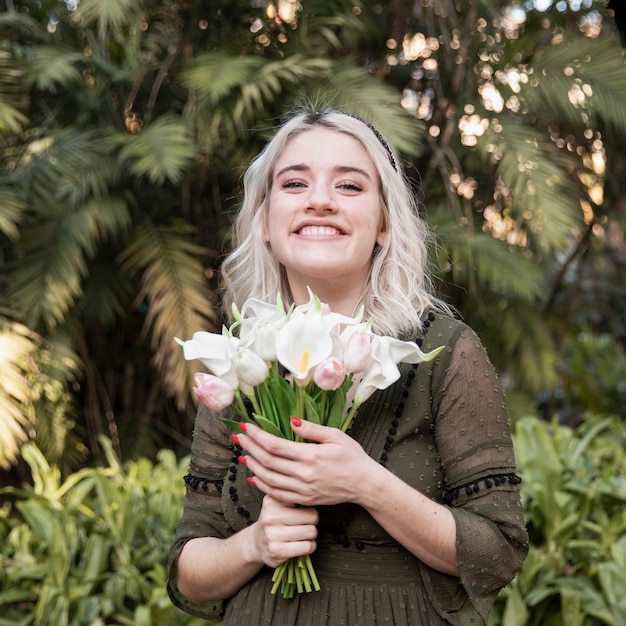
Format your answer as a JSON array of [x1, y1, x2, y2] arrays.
[[298, 225, 343, 236]]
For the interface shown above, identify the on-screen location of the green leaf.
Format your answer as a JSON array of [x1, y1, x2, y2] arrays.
[[251, 414, 285, 438], [114, 117, 197, 184]]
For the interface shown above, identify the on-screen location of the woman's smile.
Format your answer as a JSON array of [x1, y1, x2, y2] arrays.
[[265, 127, 386, 304]]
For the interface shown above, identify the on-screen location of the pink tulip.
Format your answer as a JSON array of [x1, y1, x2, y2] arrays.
[[193, 372, 234, 411], [343, 330, 371, 373], [313, 358, 347, 391]]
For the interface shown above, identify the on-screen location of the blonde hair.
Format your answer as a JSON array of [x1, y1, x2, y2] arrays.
[[220, 109, 450, 339]]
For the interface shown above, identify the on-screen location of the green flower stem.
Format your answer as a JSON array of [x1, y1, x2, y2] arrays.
[[233, 390, 250, 421], [341, 400, 361, 433]]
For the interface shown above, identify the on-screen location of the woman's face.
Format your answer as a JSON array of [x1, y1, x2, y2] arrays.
[[265, 127, 386, 301]]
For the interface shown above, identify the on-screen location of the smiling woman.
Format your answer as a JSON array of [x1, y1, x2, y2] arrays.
[[264, 127, 387, 310], [167, 109, 528, 625]]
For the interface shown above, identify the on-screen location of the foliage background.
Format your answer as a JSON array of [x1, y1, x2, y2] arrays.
[[1, 0, 626, 623]]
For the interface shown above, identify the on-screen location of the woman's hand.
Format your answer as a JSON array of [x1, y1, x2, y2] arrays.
[[252, 494, 318, 568], [235, 417, 377, 507]]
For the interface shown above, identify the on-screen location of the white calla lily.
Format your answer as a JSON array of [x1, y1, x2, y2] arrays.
[[275, 311, 334, 384], [353, 335, 443, 405], [237, 296, 288, 361], [175, 331, 240, 389]]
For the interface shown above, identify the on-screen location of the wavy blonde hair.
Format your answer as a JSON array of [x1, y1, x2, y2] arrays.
[[220, 109, 450, 339]]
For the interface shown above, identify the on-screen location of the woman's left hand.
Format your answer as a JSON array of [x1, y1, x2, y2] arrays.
[[235, 417, 376, 507]]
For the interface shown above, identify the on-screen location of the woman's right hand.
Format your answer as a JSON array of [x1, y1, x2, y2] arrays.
[[252, 495, 318, 568]]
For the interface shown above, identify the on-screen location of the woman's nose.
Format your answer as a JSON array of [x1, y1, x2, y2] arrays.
[[306, 184, 337, 212]]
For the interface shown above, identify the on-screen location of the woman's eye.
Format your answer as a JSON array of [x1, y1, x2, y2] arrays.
[[339, 182, 362, 191], [282, 179, 305, 189]]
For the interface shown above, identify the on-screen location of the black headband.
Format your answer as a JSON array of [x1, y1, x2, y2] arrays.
[[314, 109, 398, 172]]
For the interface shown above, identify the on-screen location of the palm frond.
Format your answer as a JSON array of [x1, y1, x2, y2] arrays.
[[530, 35, 626, 135], [73, 0, 143, 38], [0, 320, 37, 470], [477, 303, 558, 394], [430, 208, 546, 301], [0, 185, 24, 239], [15, 129, 124, 208], [0, 11, 47, 41], [182, 53, 267, 104], [7, 194, 131, 329], [113, 117, 197, 184], [25, 46, 84, 92], [477, 118, 580, 252], [118, 220, 217, 408], [321, 64, 426, 158]]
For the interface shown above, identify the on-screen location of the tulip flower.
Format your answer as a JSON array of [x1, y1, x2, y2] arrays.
[[232, 346, 270, 387], [193, 372, 235, 411], [313, 357, 347, 391], [341, 323, 373, 374]]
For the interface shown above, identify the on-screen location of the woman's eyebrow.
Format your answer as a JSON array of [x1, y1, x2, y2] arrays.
[[274, 163, 372, 180]]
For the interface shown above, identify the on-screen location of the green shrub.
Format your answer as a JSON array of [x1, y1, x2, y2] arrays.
[[3, 414, 625, 625], [491, 415, 626, 626], [0, 438, 213, 626]]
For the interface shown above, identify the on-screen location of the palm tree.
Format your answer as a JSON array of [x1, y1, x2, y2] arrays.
[[1, 0, 625, 470]]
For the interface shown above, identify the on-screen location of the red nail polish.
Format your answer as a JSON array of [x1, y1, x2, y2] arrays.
[[246, 476, 256, 486], [238, 455, 247, 465], [290, 416, 302, 428], [238, 421, 248, 432], [230, 433, 240, 445]]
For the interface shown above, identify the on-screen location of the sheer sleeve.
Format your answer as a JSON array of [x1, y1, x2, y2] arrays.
[[422, 322, 529, 623], [167, 403, 235, 620]]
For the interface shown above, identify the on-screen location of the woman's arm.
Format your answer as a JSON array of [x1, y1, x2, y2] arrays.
[[176, 494, 319, 603], [237, 419, 459, 576]]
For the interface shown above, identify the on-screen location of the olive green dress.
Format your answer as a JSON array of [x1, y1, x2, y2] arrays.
[[168, 315, 528, 625]]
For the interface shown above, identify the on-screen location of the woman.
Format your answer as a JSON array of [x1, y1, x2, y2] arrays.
[[167, 109, 528, 625]]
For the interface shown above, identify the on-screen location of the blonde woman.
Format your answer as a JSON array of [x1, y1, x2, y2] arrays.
[[168, 109, 528, 625]]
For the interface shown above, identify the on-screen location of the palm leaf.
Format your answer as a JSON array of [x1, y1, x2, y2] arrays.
[[73, 0, 143, 38], [476, 118, 580, 252], [7, 195, 131, 329], [320, 64, 426, 157], [182, 53, 267, 104], [0, 320, 37, 469], [430, 206, 546, 301], [112, 117, 197, 184], [530, 35, 626, 135], [0, 186, 24, 239], [118, 220, 217, 408], [25, 46, 84, 92], [477, 304, 558, 394]]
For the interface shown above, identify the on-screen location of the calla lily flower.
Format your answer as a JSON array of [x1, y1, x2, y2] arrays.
[[276, 312, 334, 385], [237, 296, 288, 361], [353, 335, 443, 405], [193, 372, 235, 411], [175, 331, 241, 389]]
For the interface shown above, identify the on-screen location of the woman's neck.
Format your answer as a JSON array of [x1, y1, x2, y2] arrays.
[[289, 279, 366, 318]]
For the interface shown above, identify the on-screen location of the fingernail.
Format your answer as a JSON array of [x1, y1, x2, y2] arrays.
[[238, 455, 247, 465], [290, 416, 302, 428], [230, 433, 240, 445], [246, 476, 256, 486], [238, 421, 248, 432]]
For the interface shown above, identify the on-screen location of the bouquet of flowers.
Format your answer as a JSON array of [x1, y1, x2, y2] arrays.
[[176, 289, 443, 599]]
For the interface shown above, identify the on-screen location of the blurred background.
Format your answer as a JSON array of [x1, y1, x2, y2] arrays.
[[1, 1, 625, 624]]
